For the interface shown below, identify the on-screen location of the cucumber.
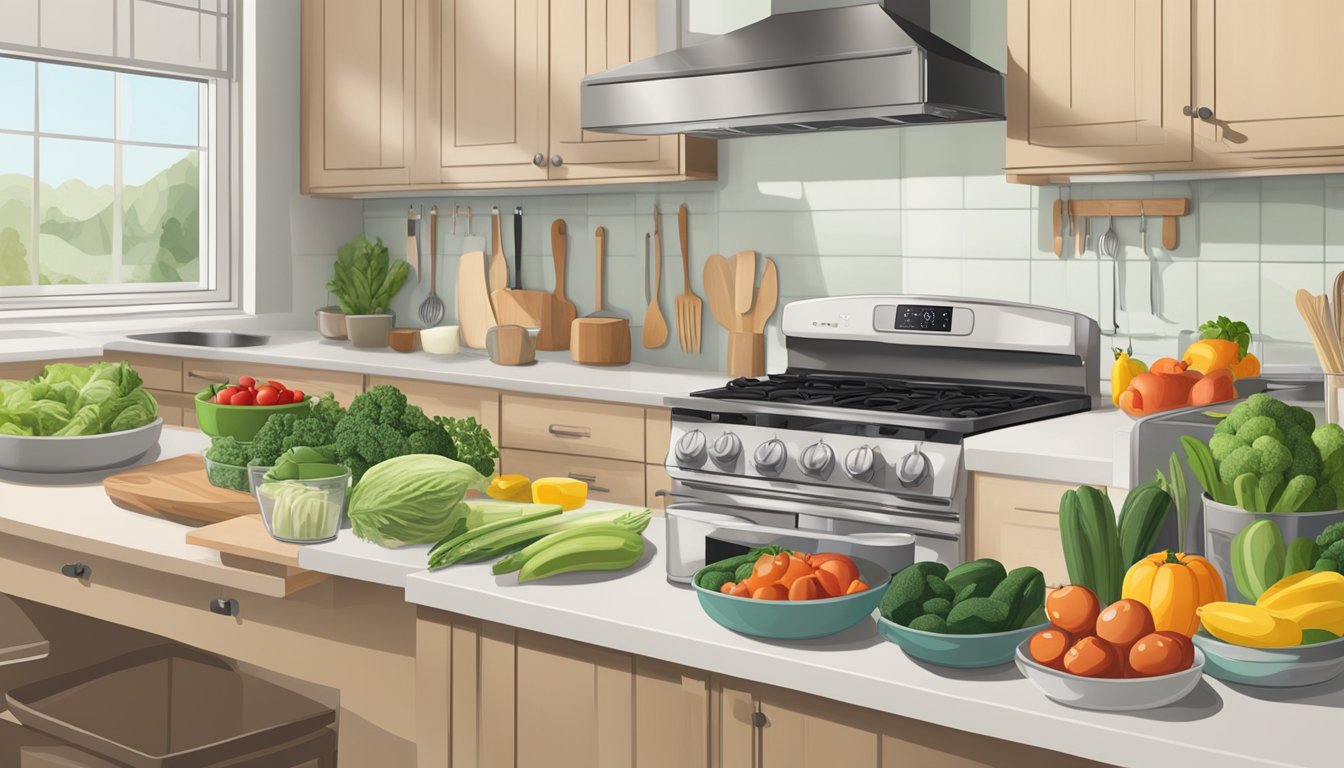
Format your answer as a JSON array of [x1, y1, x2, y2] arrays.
[[1231, 519, 1286, 601], [516, 526, 645, 583], [1117, 482, 1171, 567], [1059, 486, 1123, 605]]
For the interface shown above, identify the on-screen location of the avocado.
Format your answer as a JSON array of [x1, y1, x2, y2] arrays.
[[946, 597, 1010, 635], [908, 614, 949, 633]]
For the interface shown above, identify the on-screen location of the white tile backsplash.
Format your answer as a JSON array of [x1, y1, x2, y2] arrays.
[[356, 121, 1344, 372]]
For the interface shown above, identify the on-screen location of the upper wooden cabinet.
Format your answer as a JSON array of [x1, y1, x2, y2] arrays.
[[1006, 0, 1193, 173], [301, 0, 417, 190], [302, 0, 715, 195], [1007, 0, 1344, 179]]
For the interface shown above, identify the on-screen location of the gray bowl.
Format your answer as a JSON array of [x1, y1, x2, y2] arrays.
[[1015, 640, 1206, 711], [1193, 631, 1344, 688], [0, 418, 163, 473]]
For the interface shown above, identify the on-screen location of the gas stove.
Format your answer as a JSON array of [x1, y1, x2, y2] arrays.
[[663, 296, 1100, 569]]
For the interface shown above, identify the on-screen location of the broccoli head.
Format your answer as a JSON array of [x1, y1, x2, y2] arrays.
[[1284, 426, 1323, 479], [1223, 401, 1253, 434], [344, 384, 408, 427], [248, 412, 299, 466], [205, 435, 249, 466], [331, 385, 460, 483], [1318, 522, 1344, 552], [1307, 485, 1337, 514], [1245, 392, 1290, 422], [1219, 445, 1262, 485], [1237, 416, 1283, 445], [1287, 405, 1317, 434], [1214, 418, 1236, 436], [333, 417, 410, 483], [1323, 539, 1344, 570], [1210, 433, 1249, 462], [1253, 435, 1292, 475], [1314, 423, 1344, 473]]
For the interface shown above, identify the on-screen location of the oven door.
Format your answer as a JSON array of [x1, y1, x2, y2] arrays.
[[664, 478, 963, 575]]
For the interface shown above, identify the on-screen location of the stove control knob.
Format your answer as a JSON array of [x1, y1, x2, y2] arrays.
[[843, 446, 876, 481], [753, 439, 788, 474], [799, 442, 835, 477], [674, 430, 707, 466], [896, 448, 930, 488], [710, 433, 742, 464]]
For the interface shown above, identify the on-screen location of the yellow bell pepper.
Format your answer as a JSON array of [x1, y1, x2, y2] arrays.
[[532, 477, 588, 511], [1111, 348, 1148, 407], [1230, 352, 1261, 379], [487, 474, 533, 502], [1181, 339, 1241, 376]]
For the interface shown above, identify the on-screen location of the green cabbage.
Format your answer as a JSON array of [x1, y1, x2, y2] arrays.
[[0, 361, 158, 437], [346, 453, 487, 548]]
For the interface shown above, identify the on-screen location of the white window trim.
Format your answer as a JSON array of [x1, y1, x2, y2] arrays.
[[0, 22, 239, 318]]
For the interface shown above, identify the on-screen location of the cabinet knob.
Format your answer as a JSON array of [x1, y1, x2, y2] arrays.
[[751, 711, 768, 728], [209, 598, 239, 617], [550, 154, 564, 168], [60, 562, 91, 579], [1183, 105, 1214, 120], [533, 153, 547, 167]]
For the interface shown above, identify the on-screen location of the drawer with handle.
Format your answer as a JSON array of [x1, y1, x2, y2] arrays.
[[501, 394, 645, 462], [102, 352, 180, 391], [182, 361, 363, 403], [500, 449, 646, 504]]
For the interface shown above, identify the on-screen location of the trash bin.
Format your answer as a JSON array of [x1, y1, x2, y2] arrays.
[[4, 645, 336, 768]]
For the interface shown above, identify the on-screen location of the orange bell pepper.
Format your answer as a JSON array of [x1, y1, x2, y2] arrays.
[[1182, 339, 1242, 375]]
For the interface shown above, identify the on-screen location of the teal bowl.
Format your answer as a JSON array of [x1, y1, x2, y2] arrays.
[[692, 557, 892, 640], [877, 616, 1047, 668], [194, 390, 312, 442], [1192, 631, 1344, 688]]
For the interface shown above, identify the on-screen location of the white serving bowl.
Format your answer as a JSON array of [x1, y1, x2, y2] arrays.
[[1015, 640, 1206, 711], [0, 418, 163, 473]]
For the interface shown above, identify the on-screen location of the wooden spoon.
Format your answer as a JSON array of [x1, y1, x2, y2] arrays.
[[733, 250, 756, 315], [642, 205, 669, 348]]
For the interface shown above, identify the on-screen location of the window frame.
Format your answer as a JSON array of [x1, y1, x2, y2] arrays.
[[0, 51, 237, 316]]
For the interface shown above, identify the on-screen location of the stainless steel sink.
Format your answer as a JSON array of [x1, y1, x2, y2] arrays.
[[126, 331, 269, 348]]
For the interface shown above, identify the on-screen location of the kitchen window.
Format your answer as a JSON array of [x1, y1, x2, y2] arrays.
[[0, 0, 234, 314]]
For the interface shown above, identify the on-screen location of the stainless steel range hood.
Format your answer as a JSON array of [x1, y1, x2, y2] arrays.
[[580, 1, 1004, 138]]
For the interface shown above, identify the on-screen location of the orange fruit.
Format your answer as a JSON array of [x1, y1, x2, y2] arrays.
[[1028, 628, 1073, 670], [814, 559, 861, 597], [788, 575, 826, 601], [728, 582, 750, 598], [1096, 599, 1155, 648], [1063, 636, 1121, 678], [1045, 585, 1101, 635], [777, 555, 816, 588], [844, 579, 869, 595], [752, 583, 789, 601]]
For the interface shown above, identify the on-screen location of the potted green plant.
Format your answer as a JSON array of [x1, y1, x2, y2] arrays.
[[326, 235, 409, 347]]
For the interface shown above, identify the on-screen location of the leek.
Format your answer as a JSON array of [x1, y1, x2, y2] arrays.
[[429, 507, 651, 570], [464, 500, 563, 531]]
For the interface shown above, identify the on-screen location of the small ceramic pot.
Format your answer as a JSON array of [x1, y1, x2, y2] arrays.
[[421, 326, 461, 355], [345, 314, 395, 348], [315, 306, 347, 340], [389, 327, 420, 353]]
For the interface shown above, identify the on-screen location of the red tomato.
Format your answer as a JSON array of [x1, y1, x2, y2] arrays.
[[238, 375, 256, 389], [275, 389, 295, 405], [267, 380, 286, 391], [214, 390, 233, 405], [224, 385, 240, 395], [230, 389, 255, 406], [254, 386, 279, 406], [290, 389, 305, 403]]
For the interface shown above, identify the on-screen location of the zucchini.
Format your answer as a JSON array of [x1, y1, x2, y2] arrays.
[[517, 527, 645, 583], [1117, 482, 1171, 568], [1231, 519, 1286, 601], [1059, 486, 1123, 604]]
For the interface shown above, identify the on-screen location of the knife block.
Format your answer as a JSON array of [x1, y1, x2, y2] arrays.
[[492, 289, 559, 348]]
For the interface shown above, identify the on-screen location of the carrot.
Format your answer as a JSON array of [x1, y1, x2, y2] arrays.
[[752, 583, 789, 600], [1190, 367, 1236, 406], [720, 581, 736, 594], [845, 579, 870, 595]]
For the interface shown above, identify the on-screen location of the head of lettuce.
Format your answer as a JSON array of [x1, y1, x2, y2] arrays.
[[0, 361, 159, 437], [346, 453, 489, 548]]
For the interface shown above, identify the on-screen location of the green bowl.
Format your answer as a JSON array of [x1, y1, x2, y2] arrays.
[[692, 558, 892, 640], [1192, 630, 1344, 688], [194, 390, 312, 442], [877, 616, 1047, 668]]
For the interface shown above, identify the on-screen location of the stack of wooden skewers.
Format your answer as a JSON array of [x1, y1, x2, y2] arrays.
[[1296, 272, 1344, 373]]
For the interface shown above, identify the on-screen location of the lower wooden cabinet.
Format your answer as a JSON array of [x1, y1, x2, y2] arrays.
[[970, 473, 1088, 588], [150, 389, 198, 428]]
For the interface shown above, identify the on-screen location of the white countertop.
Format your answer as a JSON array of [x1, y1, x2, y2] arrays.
[[964, 408, 1135, 489], [396, 517, 1333, 768], [0, 428, 300, 597]]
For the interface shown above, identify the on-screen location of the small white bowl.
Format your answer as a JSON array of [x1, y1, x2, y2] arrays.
[[1015, 640, 1206, 711], [421, 325, 461, 355]]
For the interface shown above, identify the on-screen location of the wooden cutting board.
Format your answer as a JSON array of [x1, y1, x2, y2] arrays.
[[457, 250, 496, 349], [103, 453, 258, 525], [186, 515, 327, 596]]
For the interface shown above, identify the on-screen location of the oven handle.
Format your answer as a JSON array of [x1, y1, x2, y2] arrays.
[[672, 477, 959, 521]]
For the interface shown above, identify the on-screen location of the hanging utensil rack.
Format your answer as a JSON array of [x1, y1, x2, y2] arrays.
[[1050, 197, 1191, 256]]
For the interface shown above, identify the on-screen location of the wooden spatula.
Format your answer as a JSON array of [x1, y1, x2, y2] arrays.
[[543, 219, 578, 350], [674, 204, 703, 353], [727, 258, 777, 378], [642, 204, 669, 349], [457, 250, 495, 349], [488, 206, 508, 296], [733, 250, 756, 314], [703, 253, 736, 334]]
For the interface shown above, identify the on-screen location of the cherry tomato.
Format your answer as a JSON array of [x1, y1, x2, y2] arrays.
[[290, 389, 305, 403], [1045, 585, 1101, 636], [230, 389, 255, 406], [254, 386, 279, 406], [275, 389, 295, 405], [267, 380, 286, 391], [217, 391, 234, 405], [1096, 599, 1156, 648], [223, 385, 240, 395], [238, 375, 256, 389]]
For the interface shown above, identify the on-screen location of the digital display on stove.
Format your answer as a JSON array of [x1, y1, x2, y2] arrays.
[[893, 304, 954, 332]]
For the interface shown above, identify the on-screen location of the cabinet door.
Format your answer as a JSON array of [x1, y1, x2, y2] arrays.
[[516, 630, 635, 768], [757, 688, 884, 768], [634, 657, 710, 768], [301, 0, 416, 192], [547, 0, 682, 180], [423, 0, 550, 184], [1006, 0, 1193, 171], [1193, 0, 1344, 166], [970, 473, 1084, 588]]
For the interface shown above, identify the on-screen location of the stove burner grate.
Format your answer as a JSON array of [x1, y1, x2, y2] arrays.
[[701, 374, 1064, 419]]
